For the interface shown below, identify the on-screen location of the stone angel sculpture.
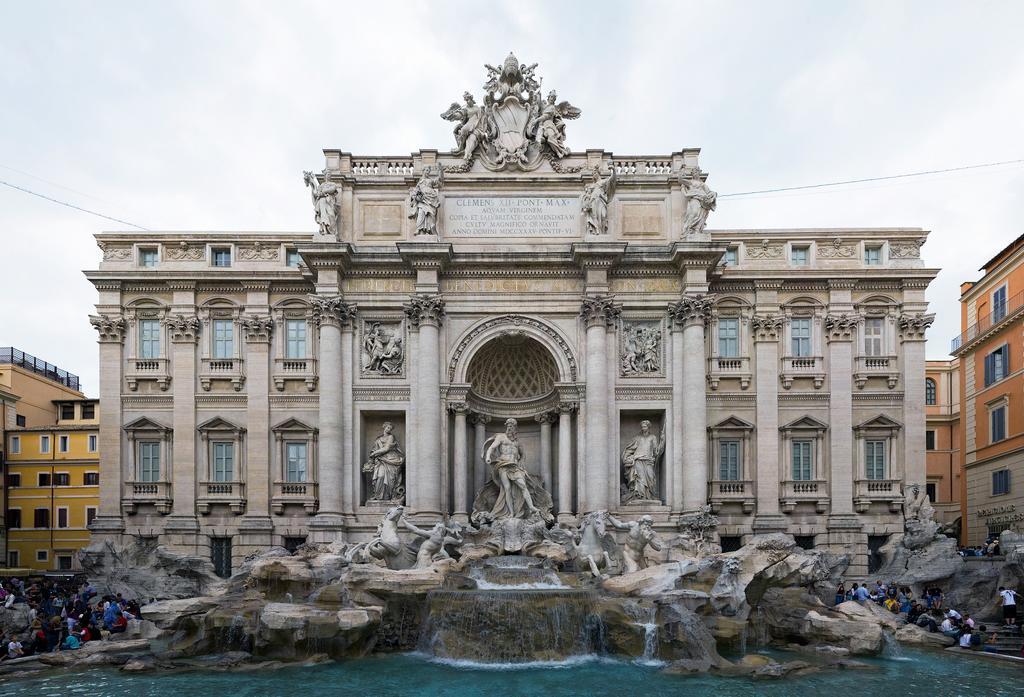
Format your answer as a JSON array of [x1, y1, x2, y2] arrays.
[[302, 170, 339, 238], [406, 165, 443, 236], [581, 169, 615, 235], [680, 170, 717, 238], [527, 90, 581, 159], [440, 92, 495, 161]]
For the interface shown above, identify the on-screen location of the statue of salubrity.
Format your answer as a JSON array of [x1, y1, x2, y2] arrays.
[[620, 420, 665, 503], [362, 422, 406, 503]]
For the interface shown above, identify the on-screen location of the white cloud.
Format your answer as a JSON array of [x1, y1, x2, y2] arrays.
[[1, 0, 1023, 393]]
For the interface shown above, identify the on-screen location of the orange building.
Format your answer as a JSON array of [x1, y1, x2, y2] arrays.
[[925, 359, 960, 528], [952, 234, 1024, 545]]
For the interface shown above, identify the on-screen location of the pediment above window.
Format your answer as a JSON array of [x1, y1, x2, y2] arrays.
[[709, 415, 755, 432], [123, 416, 171, 434], [271, 417, 317, 435], [780, 415, 829, 432], [196, 416, 246, 434], [853, 414, 902, 435]]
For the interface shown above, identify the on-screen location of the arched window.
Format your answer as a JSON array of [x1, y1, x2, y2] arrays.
[[925, 378, 937, 406]]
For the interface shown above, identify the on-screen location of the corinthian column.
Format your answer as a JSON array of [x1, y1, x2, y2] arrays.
[[309, 295, 356, 533], [580, 295, 620, 512], [471, 413, 491, 499], [89, 314, 127, 535], [450, 402, 469, 522], [899, 312, 934, 492], [536, 412, 554, 493], [404, 293, 446, 516], [826, 311, 858, 516], [668, 294, 713, 512], [750, 312, 786, 530], [557, 402, 575, 521]]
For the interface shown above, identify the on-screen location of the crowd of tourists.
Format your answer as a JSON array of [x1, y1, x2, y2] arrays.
[[0, 577, 142, 660], [958, 536, 1001, 557], [834, 579, 1023, 654]]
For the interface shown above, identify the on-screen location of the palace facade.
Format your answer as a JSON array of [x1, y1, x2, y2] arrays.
[[85, 57, 937, 577]]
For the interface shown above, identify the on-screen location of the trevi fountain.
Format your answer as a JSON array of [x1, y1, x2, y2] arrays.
[[3, 53, 1023, 694]]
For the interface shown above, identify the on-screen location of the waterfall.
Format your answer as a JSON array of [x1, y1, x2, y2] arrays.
[[881, 632, 906, 660], [628, 604, 663, 667], [419, 588, 604, 664]]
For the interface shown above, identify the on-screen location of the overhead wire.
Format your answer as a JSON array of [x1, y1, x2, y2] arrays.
[[0, 179, 150, 231]]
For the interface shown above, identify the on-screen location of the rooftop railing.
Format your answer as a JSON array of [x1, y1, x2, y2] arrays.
[[0, 347, 81, 391], [951, 289, 1022, 353]]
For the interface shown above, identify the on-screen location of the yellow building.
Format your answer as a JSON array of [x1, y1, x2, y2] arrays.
[[5, 397, 99, 571], [2, 348, 89, 569]]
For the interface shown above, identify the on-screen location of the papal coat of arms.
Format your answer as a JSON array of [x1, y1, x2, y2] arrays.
[[441, 53, 581, 171]]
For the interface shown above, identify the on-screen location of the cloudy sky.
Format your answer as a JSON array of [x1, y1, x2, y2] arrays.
[[2, 1, 1023, 396]]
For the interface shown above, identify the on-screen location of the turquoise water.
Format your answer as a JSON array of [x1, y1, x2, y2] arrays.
[[6, 649, 1021, 697]]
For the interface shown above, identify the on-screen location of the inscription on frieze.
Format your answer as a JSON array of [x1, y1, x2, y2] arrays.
[[444, 196, 579, 237], [442, 277, 583, 293]]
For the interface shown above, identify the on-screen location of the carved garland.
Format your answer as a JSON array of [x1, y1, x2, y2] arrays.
[[447, 314, 578, 382]]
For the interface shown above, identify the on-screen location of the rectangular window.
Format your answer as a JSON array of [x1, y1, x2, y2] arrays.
[[992, 469, 1011, 496], [719, 440, 740, 481], [212, 442, 234, 482], [54, 472, 70, 486], [60, 404, 75, 420], [791, 318, 812, 357], [286, 249, 301, 267], [984, 344, 1010, 386], [865, 440, 886, 480], [791, 246, 809, 266], [139, 319, 161, 359], [926, 482, 937, 503], [57, 555, 73, 571], [863, 318, 883, 357], [139, 248, 159, 267], [864, 246, 882, 265], [40, 435, 50, 453], [993, 285, 1008, 323], [58, 435, 69, 452], [139, 442, 161, 482], [723, 248, 737, 267], [286, 442, 308, 482], [286, 319, 307, 359], [57, 508, 69, 529], [791, 440, 813, 481], [86, 507, 97, 526], [7, 473, 20, 488], [211, 537, 232, 579], [15, 414, 25, 427], [718, 318, 739, 358], [991, 405, 1007, 443], [213, 319, 234, 359], [926, 430, 936, 451], [7, 551, 18, 567], [84, 472, 99, 486], [283, 536, 306, 554], [88, 434, 98, 452], [36, 550, 48, 562], [34, 508, 49, 529], [7, 509, 21, 529], [81, 403, 95, 420], [10, 435, 19, 454], [38, 472, 51, 487], [212, 247, 232, 267]]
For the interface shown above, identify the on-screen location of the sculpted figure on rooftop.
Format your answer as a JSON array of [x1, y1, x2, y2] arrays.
[[303, 170, 339, 237], [680, 170, 717, 238]]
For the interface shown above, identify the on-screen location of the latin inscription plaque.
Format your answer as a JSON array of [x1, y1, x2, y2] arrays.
[[444, 196, 579, 237]]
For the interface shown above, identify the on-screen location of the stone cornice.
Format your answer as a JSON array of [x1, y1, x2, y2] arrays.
[[396, 242, 454, 271], [571, 242, 627, 269]]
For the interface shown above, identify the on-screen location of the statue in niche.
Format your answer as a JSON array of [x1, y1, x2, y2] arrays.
[[362, 422, 406, 503], [472, 418, 554, 523], [407, 165, 443, 236], [621, 420, 665, 503], [621, 323, 661, 375], [680, 170, 717, 238], [527, 90, 581, 159], [609, 514, 664, 574], [363, 322, 404, 375], [302, 171, 339, 237], [581, 169, 615, 235]]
